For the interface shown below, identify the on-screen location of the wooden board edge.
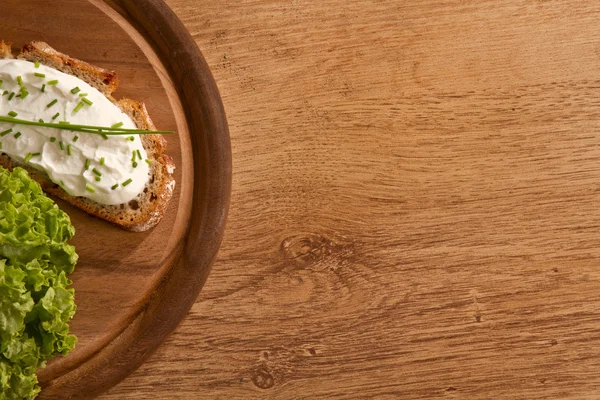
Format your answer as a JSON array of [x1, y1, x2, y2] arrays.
[[38, 0, 232, 398]]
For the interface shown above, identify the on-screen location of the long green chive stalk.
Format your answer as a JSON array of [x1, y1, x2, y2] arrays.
[[0, 116, 173, 136]]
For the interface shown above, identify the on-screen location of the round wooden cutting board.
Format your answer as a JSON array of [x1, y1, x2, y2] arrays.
[[1, 0, 231, 398]]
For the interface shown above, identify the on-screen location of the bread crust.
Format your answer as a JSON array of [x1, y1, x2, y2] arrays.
[[0, 41, 12, 58], [0, 41, 175, 231]]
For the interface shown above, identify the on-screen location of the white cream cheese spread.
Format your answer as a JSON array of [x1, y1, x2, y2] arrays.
[[0, 59, 149, 205]]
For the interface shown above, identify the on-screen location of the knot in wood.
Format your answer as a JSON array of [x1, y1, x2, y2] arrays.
[[251, 366, 275, 389], [280, 234, 332, 267]]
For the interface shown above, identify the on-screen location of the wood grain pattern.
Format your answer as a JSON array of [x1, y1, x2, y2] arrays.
[[99, 0, 600, 399], [1, 0, 230, 398]]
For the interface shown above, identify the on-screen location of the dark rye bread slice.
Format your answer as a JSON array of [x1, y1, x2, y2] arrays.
[[0, 41, 175, 232]]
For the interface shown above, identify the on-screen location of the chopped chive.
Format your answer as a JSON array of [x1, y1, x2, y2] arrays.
[[18, 87, 28, 99], [13, 132, 21, 139], [145, 159, 152, 165], [47, 80, 59, 85], [111, 183, 119, 190], [0, 129, 11, 137], [101, 133, 108, 140], [51, 112, 60, 120], [2, 91, 7, 96], [34, 72, 45, 78], [85, 184, 95, 193], [24, 153, 33, 163], [81, 97, 93, 106], [111, 122, 123, 129], [47, 99, 58, 108], [95, 176, 101, 182], [32, 152, 40, 157], [60, 180, 64, 186], [136, 149, 142, 160], [16, 76, 22, 86], [59, 141, 64, 150], [50, 137, 56, 142], [132, 161, 138, 168], [79, 93, 88, 97], [126, 136, 134, 141], [73, 135, 79, 142], [99, 157, 105, 166], [66, 144, 72, 156], [0, 142, 3, 149], [92, 168, 102, 177], [73, 102, 84, 113], [122, 178, 132, 187], [0, 116, 174, 136], [7, 111, 17, 117], [70, 86, 81, 94], [34, 60, 40, 68], [41, 84, 46, 93], [8, 92, 14, 100], [0, 80, 2, 88], [131, 150, 136, 161], [84, 159, 90, 170]]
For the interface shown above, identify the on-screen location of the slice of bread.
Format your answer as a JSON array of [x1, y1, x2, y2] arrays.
[[0, 41, 175, 232]]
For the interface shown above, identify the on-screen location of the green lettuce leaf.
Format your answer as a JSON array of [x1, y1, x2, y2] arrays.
[[0, 167, 78, 399], [0, 360, 40, 400]]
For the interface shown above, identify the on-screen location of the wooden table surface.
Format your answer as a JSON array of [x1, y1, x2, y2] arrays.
[[101, 1, 600, 398]]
